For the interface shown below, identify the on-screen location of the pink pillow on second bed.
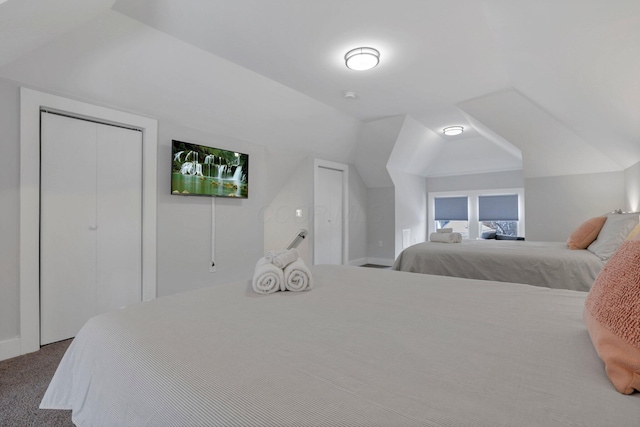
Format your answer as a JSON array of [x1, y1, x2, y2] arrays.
[[584, 235, 640, 394], [567, 216, 606, 250]]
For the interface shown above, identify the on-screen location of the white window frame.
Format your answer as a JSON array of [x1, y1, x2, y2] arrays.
[[428, 188, 525, 239]]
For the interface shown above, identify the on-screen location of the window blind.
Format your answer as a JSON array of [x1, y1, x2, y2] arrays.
[[478, 195, 519, 221], [434, 196, 468, 221]]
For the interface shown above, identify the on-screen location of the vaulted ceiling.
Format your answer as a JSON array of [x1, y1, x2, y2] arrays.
[[1, 0, 638, 184]]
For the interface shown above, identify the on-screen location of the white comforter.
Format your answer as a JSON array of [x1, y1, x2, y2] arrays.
[[41, 265, 639, 426], [392, 240, 604, 291]]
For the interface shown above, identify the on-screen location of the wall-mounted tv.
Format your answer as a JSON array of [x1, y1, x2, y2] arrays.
[[171, 140, 248, 198]]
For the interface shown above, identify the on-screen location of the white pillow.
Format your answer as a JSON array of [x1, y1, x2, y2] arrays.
[[587, 213, 639, 260]]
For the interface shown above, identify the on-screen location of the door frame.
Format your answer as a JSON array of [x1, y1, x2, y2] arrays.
[[313, 159, 349, 265], [19, 88, 158, 355]]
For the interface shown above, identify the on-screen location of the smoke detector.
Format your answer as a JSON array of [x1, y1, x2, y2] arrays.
[[343, 91, 357, 99]]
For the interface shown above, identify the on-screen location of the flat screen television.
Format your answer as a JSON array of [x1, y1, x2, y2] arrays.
[[171, 140, 248, 198]]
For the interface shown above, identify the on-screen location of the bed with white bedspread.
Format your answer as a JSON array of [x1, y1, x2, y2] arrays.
[[392, 239, 604, 291], [41, 265, 639, 426]]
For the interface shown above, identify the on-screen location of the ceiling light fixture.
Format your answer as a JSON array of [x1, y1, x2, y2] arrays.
[[345, 47, 380, 71], [443, 126, 464, 136]]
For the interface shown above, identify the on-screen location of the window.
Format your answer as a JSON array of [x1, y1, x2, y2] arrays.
[[478, 195, 519, 237], [434, 196, 469, 238], [429, 189, 524, 239]]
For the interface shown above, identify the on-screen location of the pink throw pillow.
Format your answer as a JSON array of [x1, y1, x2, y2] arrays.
[[567, 216, 606, 250], [584, 239, 640, 394]]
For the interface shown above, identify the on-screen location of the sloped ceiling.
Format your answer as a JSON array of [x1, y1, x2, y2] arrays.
[[0, 0, 115, 68], [353, 116, 405, 188], [458, 89, 621, 178], [0, 9, 361, 162], [0, 0, 638, 181], [111, 0, 510, 124], [388, 116, 445, 177], [482, 0, 640, 170], [389, 115, 522, 178]]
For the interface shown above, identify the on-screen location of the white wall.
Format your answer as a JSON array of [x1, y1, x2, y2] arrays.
[[0, 79, 20, 344], [425, 170, 624, 242], [0, 77, 272, 358], [426, 170, 524, 193], [388, 169, 427, 258], [366, 187, 396, 264], [263, 159, 313, 265], [348, 165, 368, 264], [157, 124, 266, 297], [264, 160, 369, 266], [525, 171, 625, 242], [264, 147, 309, 207], [624, 160, 640, 212]]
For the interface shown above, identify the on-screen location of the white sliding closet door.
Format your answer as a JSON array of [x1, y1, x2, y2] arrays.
[[40, 113, 142, 345], [41, 114, 97, 344], [95, 124, 142, 314]]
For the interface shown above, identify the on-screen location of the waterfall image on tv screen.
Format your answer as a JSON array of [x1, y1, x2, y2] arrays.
[[171, 140, 248, 198]]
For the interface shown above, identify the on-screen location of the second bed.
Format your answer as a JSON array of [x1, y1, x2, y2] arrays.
[[392, 240, 604, 291]]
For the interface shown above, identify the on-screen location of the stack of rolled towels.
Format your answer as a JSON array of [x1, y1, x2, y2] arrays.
[[252, 248, 313, 294], [429, 228, 462, 243]]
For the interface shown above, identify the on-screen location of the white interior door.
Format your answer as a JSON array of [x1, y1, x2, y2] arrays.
[[315, 167, 343, 264], [40, 113, 142, 345]]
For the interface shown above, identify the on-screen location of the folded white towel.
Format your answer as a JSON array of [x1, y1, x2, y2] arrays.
[[264, 250, 287, 263], [252, 258, 285, 294], [283, 258, 313, 292], [429, 232, 462, 243], [272, 248, 299, 269], [437, 228, 453, 234]]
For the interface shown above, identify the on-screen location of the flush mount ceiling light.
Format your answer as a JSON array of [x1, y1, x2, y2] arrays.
[[443, 126, 464, 136], [345, 47, 380, 71]]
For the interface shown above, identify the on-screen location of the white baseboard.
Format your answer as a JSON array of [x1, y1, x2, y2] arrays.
[[0, 337, 21, 362], [348, 257, 395, 267]]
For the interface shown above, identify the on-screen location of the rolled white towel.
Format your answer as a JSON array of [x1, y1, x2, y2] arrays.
[[272, 248, 299, 269], [283, 258, 313, 292], [264, 250, 287, 263], [437, 228, 453, 234], [252, 258, 285, 294], [429, 232, 462, 243]]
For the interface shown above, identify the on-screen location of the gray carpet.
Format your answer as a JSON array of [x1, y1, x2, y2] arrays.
[[0, 339, 74, 427]]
